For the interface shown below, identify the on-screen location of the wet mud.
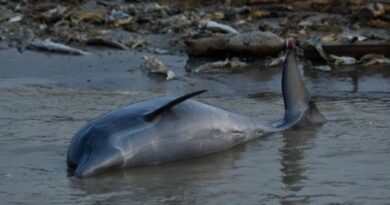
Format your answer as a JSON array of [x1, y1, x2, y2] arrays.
[[1, 49, 389, 96]]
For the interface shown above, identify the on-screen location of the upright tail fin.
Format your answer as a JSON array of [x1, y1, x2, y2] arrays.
[[272, 49, 326, 129]]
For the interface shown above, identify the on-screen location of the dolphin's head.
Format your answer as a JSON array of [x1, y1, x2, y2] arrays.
[[67, 110, 151, 177], [67, 124, 125, 177], [67, 96, 196, 177]]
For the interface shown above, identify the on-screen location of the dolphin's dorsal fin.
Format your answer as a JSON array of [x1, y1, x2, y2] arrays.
[[144, 90, 207, 121]]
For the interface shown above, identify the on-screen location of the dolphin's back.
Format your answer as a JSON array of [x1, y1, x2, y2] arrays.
[[110, 98, 262, 167], [67, 97, 262, 175]]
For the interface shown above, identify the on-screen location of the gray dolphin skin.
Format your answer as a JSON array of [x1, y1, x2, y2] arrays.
[[67, 49, 326, 177]]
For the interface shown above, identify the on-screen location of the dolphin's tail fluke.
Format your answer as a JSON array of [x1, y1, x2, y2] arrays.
[[270, 49, 326, 130]]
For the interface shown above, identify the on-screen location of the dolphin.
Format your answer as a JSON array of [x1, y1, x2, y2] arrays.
[[67, 49, 326, 177]]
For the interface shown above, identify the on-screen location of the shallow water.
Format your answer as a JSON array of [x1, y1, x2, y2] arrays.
[[0, 85, 389, 205]]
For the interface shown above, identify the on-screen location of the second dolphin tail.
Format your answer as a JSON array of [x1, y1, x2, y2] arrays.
[[271, 49, 326, 130]]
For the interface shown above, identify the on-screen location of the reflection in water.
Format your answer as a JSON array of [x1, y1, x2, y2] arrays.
[[280, 127, 321, 205], [68, 144, 251, 205], [351, 70, 359, 93]]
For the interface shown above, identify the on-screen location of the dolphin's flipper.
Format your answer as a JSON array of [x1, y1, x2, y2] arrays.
[[144, 90, 207, 121], [271, 49, 326, 130]]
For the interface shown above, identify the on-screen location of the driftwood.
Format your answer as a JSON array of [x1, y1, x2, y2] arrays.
[[86, 38, 129, 50], [302, 41, 390, 61], [185, 31, 286, 57]]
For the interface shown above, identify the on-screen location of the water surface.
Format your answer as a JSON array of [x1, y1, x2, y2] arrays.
[[0, 85, 389, 205]]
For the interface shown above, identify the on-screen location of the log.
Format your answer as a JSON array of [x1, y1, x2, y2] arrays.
[[302, 41, 390, 61], [185, 31, 287, 57]]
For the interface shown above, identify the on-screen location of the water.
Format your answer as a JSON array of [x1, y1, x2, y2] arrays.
[[0, 85, 389, 205]]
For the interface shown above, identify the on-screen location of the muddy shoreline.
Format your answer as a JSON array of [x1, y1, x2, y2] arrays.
[[1, 48, 389, 99], [1, 0, 389, 96]]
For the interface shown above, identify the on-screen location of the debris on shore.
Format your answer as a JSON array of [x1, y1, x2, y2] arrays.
[[193, 58, 248, 73], [141, 55, 175, 80], [0, 0, 388, 72], [358, 54, 390, 66], [28, 39, 88, 55], [312, 50, 390, 72], [266, 54, 286, 67], [198, 20, 239, 34], [86, 38, 129, 50]]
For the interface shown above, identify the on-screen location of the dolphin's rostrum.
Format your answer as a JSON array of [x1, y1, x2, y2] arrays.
[[67, 49, 326, 177]]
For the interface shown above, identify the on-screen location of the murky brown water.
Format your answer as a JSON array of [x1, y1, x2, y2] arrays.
[[0, 85, 389, 205]]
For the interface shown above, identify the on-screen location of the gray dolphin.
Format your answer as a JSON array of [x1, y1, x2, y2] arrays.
[[67, 49, 326, 177]]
